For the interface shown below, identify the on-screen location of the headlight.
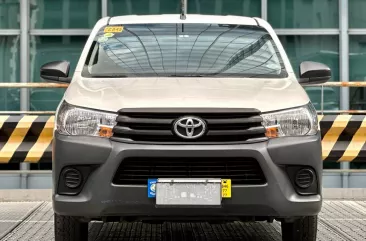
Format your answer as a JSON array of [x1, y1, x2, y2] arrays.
[[261, 103, 318, 138], [56, 101, 117, 137]]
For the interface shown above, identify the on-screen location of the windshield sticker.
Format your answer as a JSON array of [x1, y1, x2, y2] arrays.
[[104, 26, 123, 33], [104, 33, 114, 38], [97, 36, 109, 43]]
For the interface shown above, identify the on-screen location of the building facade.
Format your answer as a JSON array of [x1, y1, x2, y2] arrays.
[[0, 0, 353, 112], [0, 0, 365, 187]]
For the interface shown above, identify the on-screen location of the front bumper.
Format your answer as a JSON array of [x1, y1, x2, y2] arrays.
[[52, 132, 322, 218]]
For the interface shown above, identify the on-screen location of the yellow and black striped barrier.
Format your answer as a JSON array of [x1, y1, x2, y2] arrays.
[[0, 115, 366, 163], [319, 115, 366, 162], [0, 115, 54, 163]]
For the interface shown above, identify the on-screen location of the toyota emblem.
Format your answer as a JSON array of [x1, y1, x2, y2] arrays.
[[173, 116, 206, 139]]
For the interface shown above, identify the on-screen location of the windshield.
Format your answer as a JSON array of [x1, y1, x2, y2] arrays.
[[82, 23, 288, 78]]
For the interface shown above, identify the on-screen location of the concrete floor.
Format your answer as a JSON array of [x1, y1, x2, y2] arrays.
[[0, 201, 365, 240]]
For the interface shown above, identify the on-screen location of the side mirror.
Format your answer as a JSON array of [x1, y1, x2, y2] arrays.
[[40, 61, 71, 83], [298, 61, 331, 85]]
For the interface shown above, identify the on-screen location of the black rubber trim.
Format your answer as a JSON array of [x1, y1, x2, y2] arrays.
[[206, 127, 266, 136], [113, 126, 174, 136], [253, 18, 260, 26], [115, 116, 264, 125], [118, 108, 261, 114], [110, 136, 268, 145]]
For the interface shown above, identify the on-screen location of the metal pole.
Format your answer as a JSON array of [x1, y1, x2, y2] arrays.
[[308, 82, 366, 87], [321, 85, 324, 115], [261, 0, 267, 20], [62, 0, 70, 29], [180, 0, 187, 20], [339, 0, 350, 188], [149, 0, 160, 14], [0, 83, 69, 88], [340, 0, 350, 111], [125, 0, 132, 14], [214, 0, 222, 15], [62, 0, 71, 45], [20, 0, 30, 189], [0, 111, 56, 115], [101, 0, 108, 17], [20, 0, 29, 111], [316, 110, 366, 114], [6, 81, 366, 88]]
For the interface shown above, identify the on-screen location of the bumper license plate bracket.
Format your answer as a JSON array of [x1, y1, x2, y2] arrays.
[[155, 178, 222, 207]]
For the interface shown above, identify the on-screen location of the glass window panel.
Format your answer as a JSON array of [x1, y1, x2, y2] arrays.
[[0, 36, 20, 111], [108, 0, 260, 17], [30, 163, 52, 170], [86, 24, 286, 78], [30, 0, 101, 29], [349, 0, 366, 28], [0, 0, 19, 29], [0, 164, 19, 170], [350, 36, 366, 110], [350, 162, 366, 169], [268, 0, 338, 28], [279, 36, 340, 111], [108, 0, 179, 15], [323, 162, 340, 170], [188, 0, 260, 16], [30, 36, 87, 111]]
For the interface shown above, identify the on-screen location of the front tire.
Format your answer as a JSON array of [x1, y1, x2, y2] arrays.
[[54, 213, 88, 241], [281, 216, 318, 241]]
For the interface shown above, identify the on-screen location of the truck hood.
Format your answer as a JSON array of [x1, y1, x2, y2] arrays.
[[63, 76, 310, 113]]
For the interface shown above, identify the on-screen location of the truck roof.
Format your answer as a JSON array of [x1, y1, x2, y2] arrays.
[[108, 14, 258, 26]]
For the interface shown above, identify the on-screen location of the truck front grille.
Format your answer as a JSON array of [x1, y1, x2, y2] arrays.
[[112, 157, 267, 185], [111, 108, 267, 144]]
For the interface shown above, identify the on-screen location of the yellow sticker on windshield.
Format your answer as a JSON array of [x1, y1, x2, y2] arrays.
[[104, 33, 114, 38], [104, 26, 123, 33], [221, 179, 231, 198]]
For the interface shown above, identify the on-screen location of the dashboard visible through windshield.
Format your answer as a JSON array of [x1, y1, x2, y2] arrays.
[[82, 23, 288, 78]]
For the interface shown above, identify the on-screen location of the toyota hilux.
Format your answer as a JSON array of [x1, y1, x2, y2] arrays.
[[41, 14, 330, 241]]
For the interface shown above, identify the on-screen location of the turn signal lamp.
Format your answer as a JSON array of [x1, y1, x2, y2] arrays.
[[98, 125, 114, 138], [265, 126, 279, 138]]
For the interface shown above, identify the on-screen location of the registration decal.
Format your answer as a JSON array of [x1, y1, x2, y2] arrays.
[[104, 26, 124, 33], [148, 179, 157, 198], [221, 179, 232, 198]]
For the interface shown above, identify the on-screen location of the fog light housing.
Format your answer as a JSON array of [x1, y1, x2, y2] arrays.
[[58, 165, 96, 196], [295, 168, 315, 189], [286, 166, 319, 196], [63, 168, 82, 189]]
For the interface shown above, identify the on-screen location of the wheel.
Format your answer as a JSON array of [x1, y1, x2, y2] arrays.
[[54, 213, 88, 241], [281, 216, 318, 241]]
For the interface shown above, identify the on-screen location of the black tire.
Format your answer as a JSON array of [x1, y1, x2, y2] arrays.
[[54, 213, 88, 241], [281, 216, 318, 241]]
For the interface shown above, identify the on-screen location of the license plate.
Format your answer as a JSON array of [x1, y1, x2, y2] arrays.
[[155, 178, 222, 206]]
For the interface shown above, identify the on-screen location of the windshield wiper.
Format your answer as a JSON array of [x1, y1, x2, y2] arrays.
[[90, 74, 128, 78], [169, 74, 207, 77]]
